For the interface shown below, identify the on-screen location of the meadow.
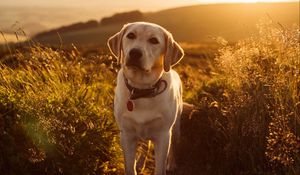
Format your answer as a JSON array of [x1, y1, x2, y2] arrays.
[[0, 19, 299, 174]]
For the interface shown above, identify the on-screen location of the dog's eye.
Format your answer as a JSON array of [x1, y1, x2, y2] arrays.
[[149, 37, 159, 44], [126, 32, 136, 39]]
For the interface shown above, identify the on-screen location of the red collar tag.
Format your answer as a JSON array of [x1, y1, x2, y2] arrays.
[[127, 100, 134, 111]]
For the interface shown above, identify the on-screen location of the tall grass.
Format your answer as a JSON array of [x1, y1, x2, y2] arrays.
[[215, 19, 299, 174], [173, 19, 299, 174], [0, 45, 122, 174]]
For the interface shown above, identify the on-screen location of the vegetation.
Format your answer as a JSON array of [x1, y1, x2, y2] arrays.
[[217, 19, 299, 173], [0, 45, 123, 174], [0, 20, 299, 174]]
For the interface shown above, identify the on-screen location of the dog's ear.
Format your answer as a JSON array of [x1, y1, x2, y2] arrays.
[[163, 30, 184, 72], [107, 24, 129, 63]]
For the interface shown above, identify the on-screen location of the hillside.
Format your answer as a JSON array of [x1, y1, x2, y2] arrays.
[[33, 2, 299, 46]]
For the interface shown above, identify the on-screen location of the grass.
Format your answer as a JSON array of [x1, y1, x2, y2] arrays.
[[0, 44, 123, 174], [0, 19, 299, 174], [211, 19, 300, 174]]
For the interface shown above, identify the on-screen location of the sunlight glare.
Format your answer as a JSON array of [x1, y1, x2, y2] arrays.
[[196, 0, 297, 3], [227, 0, 259, 2]]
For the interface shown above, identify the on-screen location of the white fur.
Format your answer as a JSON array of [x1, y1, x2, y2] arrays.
[[108, 22, 184, 175]]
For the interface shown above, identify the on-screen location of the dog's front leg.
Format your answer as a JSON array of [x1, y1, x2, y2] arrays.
[[153, 132, 171, 175], [167, 116, 180, 171], [120, 132, 138, 175]]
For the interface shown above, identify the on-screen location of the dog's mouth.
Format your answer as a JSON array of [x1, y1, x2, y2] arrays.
[[125, 63, 162, 73], [125, 64, 152, 73]]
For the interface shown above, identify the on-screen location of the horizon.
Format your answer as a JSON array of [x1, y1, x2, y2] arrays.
[[0, 0, 298, 42]]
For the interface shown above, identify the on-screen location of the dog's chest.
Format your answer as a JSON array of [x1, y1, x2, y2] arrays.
[[122, 97, 169, 123], [116, 96, 176, 139], [125, 107, 164, 139]]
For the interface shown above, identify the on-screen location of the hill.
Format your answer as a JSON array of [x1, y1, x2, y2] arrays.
[[35, 20, 99, 38], [33, 2, 299, 46], [100, 10, 144, 25]]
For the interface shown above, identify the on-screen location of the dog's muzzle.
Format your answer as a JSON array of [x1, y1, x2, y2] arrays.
[[126, 48, 143, 69]]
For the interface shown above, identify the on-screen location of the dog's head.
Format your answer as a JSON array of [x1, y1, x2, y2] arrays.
[[108, 22, 184, 87]]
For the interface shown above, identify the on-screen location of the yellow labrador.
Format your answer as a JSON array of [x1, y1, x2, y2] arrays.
[[108, 22, 184, 175]]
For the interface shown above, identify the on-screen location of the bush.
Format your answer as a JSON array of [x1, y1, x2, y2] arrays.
[[0, 45, 123, 175]]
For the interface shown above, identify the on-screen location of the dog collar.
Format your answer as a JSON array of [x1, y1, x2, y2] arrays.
[[123, 75, 168, 100]]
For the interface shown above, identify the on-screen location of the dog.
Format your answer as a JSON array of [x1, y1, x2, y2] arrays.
[[107, 22, 184, 175]]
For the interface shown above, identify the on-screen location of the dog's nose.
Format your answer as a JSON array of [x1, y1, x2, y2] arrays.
[[129, 48, 142, 60], [127, 48, 143, 68]]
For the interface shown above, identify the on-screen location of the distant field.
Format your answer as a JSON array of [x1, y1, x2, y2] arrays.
[[33, 24, 122, 49], [0, 33, 27, 45]]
